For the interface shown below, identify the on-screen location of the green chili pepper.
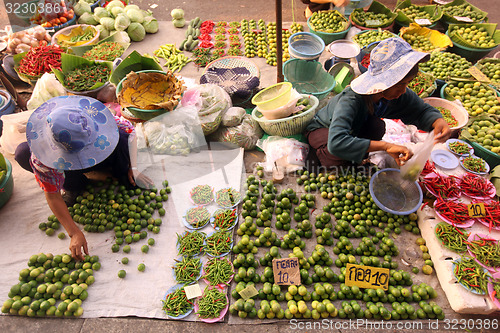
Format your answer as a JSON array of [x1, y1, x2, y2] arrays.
[[454, 256, 490, 294], [202, 257, 234, 286], [190, 185, 214, 205], [204, 229, 232, 257], [162, 286, 193, 317], [173, 257, 202, 284], [196, 287, 227, 319], [177, 230, 206, 257], [435, 222, 469, 253]]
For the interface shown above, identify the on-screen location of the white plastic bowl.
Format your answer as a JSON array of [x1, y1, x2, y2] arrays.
[[423, 97, 469, 130]]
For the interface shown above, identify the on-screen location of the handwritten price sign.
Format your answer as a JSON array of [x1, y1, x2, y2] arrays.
[[468, 203, 486, 218], [272, 258, 300, 285], [345, 264, 390, 290]]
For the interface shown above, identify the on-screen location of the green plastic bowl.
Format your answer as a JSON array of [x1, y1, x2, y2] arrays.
[[0, 158, 14, 209], [116, 70, 176, 121], [445, 31, 497, 63], [283, 59, 336, 100], [307, 16, 351, 45]]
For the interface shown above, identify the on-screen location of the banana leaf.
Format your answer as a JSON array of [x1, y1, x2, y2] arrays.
[[109, 50, 162, 85], [400, 23, 453, 52], [350, 1, 397, 28], [441, 0, 488, 24], [52, 53, 113, 92], [395, 0, 443, 26], [447, 23, 500, 49]]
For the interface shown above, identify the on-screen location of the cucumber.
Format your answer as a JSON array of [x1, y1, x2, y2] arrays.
[[194, 17, 201, 28], [184, 35, 194, 50], [189, 40, 199, 51], [189, 19, 196, 28], [179, 39, 187, 51], [186, 26, 193, 37], [194, 28, 200, 38]]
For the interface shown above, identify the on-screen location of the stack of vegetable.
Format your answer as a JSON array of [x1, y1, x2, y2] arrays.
[[15, 42, 63, 81], [1, 26, 51, 55], [75, 0, 159, 42], [31, 0, 75, 28]]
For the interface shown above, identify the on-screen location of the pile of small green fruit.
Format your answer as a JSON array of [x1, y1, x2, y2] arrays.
[[309, 10, 349, 33], [419, 52, 472, 80]]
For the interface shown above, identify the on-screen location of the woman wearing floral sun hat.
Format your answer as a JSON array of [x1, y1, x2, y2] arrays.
[[14, 96, 148, 260], [305, 37, 452, 168]]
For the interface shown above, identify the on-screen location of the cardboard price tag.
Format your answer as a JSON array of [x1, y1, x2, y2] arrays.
[[345, 264, 390, 291], [468, 203, 486, 218], [454, 16, 474, 23], [467, 67, 490, 83], [238, 284, 259, 300], [365, 19, 382, 27], [184, 284, 202, 299], [415, 19, 432, 26], [272, 258, 301, 285]]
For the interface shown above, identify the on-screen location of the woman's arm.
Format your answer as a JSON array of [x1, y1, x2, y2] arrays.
[[45, 192, 88, 260], [368, 141, 413, 166]]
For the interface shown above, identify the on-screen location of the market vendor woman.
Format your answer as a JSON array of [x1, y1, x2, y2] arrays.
[[15, 96, 143, 260], [305, 38, 452, 168]]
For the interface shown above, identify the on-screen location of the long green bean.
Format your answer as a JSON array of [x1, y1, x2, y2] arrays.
[[196, 287, 227, 319]]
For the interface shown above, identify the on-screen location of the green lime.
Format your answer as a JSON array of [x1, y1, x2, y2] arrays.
[[58, 233, 66, 240], [123, 245, 131, 253], [147, 238, 155, 246], [137, 263, 146, 272], [118, 270, 126, 278], [141, 245, 149, 253], [121, 257, 129, 264]]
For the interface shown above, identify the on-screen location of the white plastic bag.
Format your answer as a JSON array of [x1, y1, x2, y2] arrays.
[[210, 114, 263, 150], [136, 105, 206, 156], [0, 110, 33, 154], [257, 136, 309, 173], [26, 73, 66, 110], [222, 107, 246, 127], [400, 132, 435, 181]]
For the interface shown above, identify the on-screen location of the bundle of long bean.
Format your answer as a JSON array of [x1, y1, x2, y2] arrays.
[[190, 185, 214, 205], [173, 256, 202, 284], [64, 63, 110, 91], [153, 43, 192, 72], [434, 197, 470, 225], [202, 257, 234, 286], [467, 236, 500, 268], [204, 229, 232, 256], [454, 256, 490, 294], [435, 222, 469, 253], [162, 287, 193, 317], [196, 287, 227, 319], [83, 42, 125, 61], [212, 209, 237, 229], [459, 173, 495, 198], [183, 206, 211, 229], [177, 230, 206, 257], [215, 187, 241, 207]]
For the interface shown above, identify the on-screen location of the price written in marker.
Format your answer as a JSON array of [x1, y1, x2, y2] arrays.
[[238, 284, 259, 300], [345, 264, 390, 291], [183, 284, 202, 299], [365, 19, 382, 27], [467, 66, 490, 83], [415, 19, 432, 26], [272, 258, 301, 286], [468, 202, 486, 218]]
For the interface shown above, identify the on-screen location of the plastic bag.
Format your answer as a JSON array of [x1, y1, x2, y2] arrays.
[[26, 73, 66, 110], [400, 132, 435, 181], [257, 136, 309, 173], [222, 107, 246, 127], [136, 105, 206, 156], [181, 84, 232, 136], [0, 110, 33, 154], [210, 114, 263, 150]]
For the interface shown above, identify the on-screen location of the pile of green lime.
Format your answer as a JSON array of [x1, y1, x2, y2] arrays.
[[351, 9, 393, 28], [477, 59, 500, 83], [402, 33, 439, 52], [1, 253, 99, 317], [309, 10, 349, 33], [465, 118, 500, 154], [400, 5, 433, 22], [449, 25, 497, 48], [353, 30, 394, 48], [443, 3, 487, 23], [444, 81, 500, 117], [419, 52, 472, 80]]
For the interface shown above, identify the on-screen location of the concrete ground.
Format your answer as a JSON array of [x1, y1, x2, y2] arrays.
[[1, 0, 500, 332]]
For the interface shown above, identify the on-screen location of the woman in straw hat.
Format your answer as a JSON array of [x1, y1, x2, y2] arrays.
[[305, 38, 451, 168]]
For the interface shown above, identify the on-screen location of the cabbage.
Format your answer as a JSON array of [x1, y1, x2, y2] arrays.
[[142, 16, 158, 34], [127, 22, 146, 42], [96, 25, 110, 40], [78, 12, 98, 25], [74, 0, 91, 17], [126, 9, 144, 24], [111, 6, 125, 18], [173, 18, 185, 28], [170, 8, 184, 20], [114, 14, 130, 31], [114, 31, 130, 43], [93, 7, 110, 21], [142, 9, 153, 17], [106, 0, 125, 13], [124, 5, 140, 14], [100, 17, 115, 31]]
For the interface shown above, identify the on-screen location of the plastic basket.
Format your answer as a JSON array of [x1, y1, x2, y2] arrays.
[[445, 32, 499, 63], [307, 12, 351, 45], [252, 94, 319, 137], [459, 115, 500, 169], [283, 59, 336, 100], [251, 82, 292, 111], [369, 168, 423, 215], [288, 32, 325, 61], [202, 56, 260, 79]]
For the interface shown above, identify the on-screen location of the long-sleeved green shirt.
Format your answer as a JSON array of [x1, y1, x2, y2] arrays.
[[305, 87, 442, 164]]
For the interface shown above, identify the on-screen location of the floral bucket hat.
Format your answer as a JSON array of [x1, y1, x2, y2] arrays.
[[350, 38, 430, 95], [27, 95, 119, 171]]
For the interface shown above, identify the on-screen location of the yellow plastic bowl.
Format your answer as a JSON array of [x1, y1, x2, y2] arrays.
[[252, 82, 293, 111]]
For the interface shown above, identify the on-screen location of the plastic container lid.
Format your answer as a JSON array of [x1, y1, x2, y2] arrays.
[[328, 39, 360, 59]]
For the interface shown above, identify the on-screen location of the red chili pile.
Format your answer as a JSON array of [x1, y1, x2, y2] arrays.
[[420, 173, 461, 199], [481, 201, 500, 232], [361, 53, 370, 68], [459, 173, 495, 198], [434, 197, 471, 225], [18, 42, 63, 78]]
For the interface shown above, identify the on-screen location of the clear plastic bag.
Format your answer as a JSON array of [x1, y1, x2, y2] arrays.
[[136, 105, 206, 156], [210, 114, 263, 150], [400, 132, 435, 181], [181, 84, 232, 136], [222, 107, 246, 127], [27, 73, 66, 110], [257, 136, 309, 173]]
